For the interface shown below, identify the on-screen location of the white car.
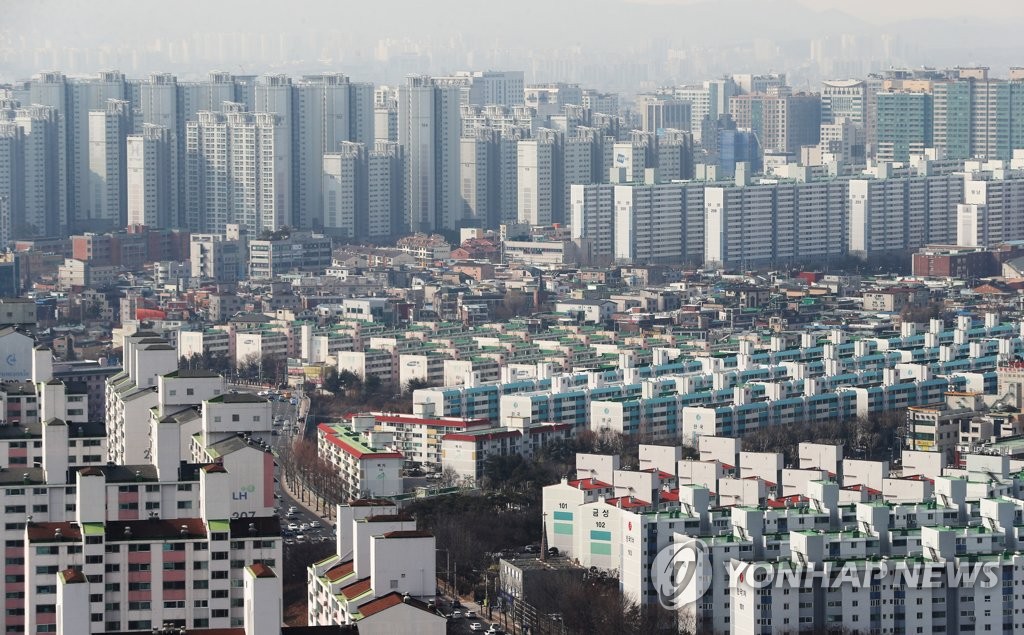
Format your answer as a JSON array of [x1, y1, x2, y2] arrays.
[[451, 610, 462, 619], [310, 520, 321, 528], [287, 522, 299, 531], [469, 624, 484, 632], [299, 523, 311, 532]]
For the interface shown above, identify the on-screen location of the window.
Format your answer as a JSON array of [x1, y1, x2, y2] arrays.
[[128, 601, 151, 611], [127, 582, 150, 591], [127, 563, 150, 572]]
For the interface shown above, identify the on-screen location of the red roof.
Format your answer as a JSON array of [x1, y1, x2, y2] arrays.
[[382, 530, 433, 538], [845, 484, 882, 495], [248, 563, 276, 578], [568, 478, 612, 490], [527, 423, 573, 435], [902, 474, 935, 483], [660, 489, 680, 502], [605, 496, 650, 509], [643, 468, 675, 479], [744, 476, 777, 487], [766, 495, 809, 509], [357, 592, 404, 618], [27, 522, 83, 543], [325, 561, 354, 582], [59, 569, 87, 584], [340, 577, 372, 600]]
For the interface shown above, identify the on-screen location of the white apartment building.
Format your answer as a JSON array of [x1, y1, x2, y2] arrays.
[[398, 76, 462, 233], [86, 99, 130, 229], [105, 331, 178, 465], [544, 441, 1024, 635], [614, 183, 696, 264], [0, 342, 281, 634], [317, 423, 404, 500], [517, 133, 556, 225], [126, 123, 174, 229], [342, 412, 492, 468], [307, 502, 442, 633], [440, 421, 573, 485], [337, 350, 395, 387], [184, 105, 290, 234], [957, 165, 1024, 247]]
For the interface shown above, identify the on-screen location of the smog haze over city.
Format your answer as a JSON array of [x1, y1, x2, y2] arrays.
[[4, 0, 1024, 89]]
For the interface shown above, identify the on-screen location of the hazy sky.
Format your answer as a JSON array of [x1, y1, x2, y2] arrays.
[[3, 0, 1023, 87], [635, 0, 1024, 21]]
